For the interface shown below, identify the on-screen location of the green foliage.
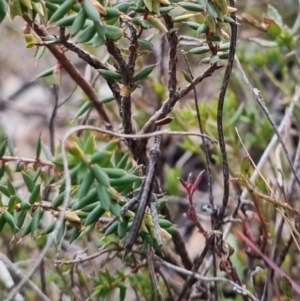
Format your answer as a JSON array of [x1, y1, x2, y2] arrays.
[[92, 270, 127, 300], [0, 129, 175, 258], [3, 0, 236, 81], [0, 0, 299, 300]]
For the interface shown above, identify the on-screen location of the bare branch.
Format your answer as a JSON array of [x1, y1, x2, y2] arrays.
[[53, 248, 117, 265], [61, 39, 121, 105], [147, 251, 164, 301], [124, 135, 161, 255]]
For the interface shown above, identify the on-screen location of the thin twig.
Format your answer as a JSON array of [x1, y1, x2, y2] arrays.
[[215, 0, 238, 228], [141, 64, 221, 134], [60, 39, 121, 105], [277, 234, 294, 267], [147, 251, 164, 301], [0, 155, 55, 167], [23, 16, 111, 125], [58, 84, 77, 108], [61, 126, 217, 143], [40, 259, 47, 297], [238, 85, 300, 201], [0, 128, 216, 169], [125, 135, 161, 255], [49, 84, 59, 154], [161, 205, 193, 270], [53, 247, 116, 265], [251, 194, 268, 252]]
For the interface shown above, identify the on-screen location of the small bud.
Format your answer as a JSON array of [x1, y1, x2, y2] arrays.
[[227, 6, 237, 13]]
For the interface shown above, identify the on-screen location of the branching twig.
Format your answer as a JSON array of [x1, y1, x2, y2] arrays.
[[60, 38, 121, 105], [105, 31, 146, 162], [23, 16, 111, 125], [141, 64, 221, 134]]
